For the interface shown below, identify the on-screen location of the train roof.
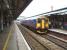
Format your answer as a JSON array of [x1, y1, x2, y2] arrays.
[[22, 7, 67, 21], [31, 7, 67, 17], [44, 7, 67, 15]]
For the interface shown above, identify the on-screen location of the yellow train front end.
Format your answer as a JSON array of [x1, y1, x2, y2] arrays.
[[36, 17, 49, 34]]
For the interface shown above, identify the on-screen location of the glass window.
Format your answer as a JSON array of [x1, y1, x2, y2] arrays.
[[38, 18, 41, 23]]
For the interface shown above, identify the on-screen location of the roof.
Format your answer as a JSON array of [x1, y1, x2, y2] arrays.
[[0, 0, 32, 24], [31, 7, 67, 17]]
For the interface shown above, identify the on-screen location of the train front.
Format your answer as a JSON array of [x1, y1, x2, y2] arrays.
[[36, 16, 49, 34]]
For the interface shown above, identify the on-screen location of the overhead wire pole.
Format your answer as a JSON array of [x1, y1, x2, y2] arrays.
[[3, 0, 13, 26], [0, 0, 4, 31], [51, 6, 53, 11]]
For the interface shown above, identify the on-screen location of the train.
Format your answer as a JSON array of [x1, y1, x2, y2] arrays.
[[21, 14, 67, 34], [20, 14, 67, 34], [20, 8, 67, 34], [21, 16, 50, 34]]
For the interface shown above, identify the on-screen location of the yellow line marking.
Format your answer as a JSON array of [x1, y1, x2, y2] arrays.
[[3, 29, 12, 50]]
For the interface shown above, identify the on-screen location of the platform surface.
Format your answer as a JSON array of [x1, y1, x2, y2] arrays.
[[49, 29, 67, 35], [3, 21, 31, 50]]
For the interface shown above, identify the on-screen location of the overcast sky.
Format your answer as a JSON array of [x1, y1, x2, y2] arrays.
[[18, 0, 67, 19]]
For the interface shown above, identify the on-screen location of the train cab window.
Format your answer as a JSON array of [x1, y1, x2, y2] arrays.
[[43, 18, 48, 22], [45, 19, 48, 22], [38, 18, 41, 23]]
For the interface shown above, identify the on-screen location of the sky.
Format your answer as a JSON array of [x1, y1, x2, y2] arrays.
[[18, 0, 67, 19]]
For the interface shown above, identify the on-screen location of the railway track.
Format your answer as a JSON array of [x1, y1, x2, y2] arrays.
[[26, 25, 67, 50], [40, 33, 67, 50], [24, 25, 67, 49], [35, 29, 67, 50], [48, 31, 67, 40], [17, 24, 66, 50], [25, 25, 67, 50], [17, 23, 48, 50]]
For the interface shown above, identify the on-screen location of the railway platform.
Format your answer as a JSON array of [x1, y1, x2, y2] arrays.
[[0, 26, 10, 50], [0, 22, 31, 50], [49, 29, 67, 35]]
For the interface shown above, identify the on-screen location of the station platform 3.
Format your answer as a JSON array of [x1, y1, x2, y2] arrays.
[[48, 29, 67, 35], [1, 21, 31, 50]]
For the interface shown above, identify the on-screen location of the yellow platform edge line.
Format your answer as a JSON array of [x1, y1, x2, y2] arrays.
[[3, 29, 12, 50]]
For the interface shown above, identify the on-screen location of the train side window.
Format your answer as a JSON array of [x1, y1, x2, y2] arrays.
[[64, 17, 67, 22]]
